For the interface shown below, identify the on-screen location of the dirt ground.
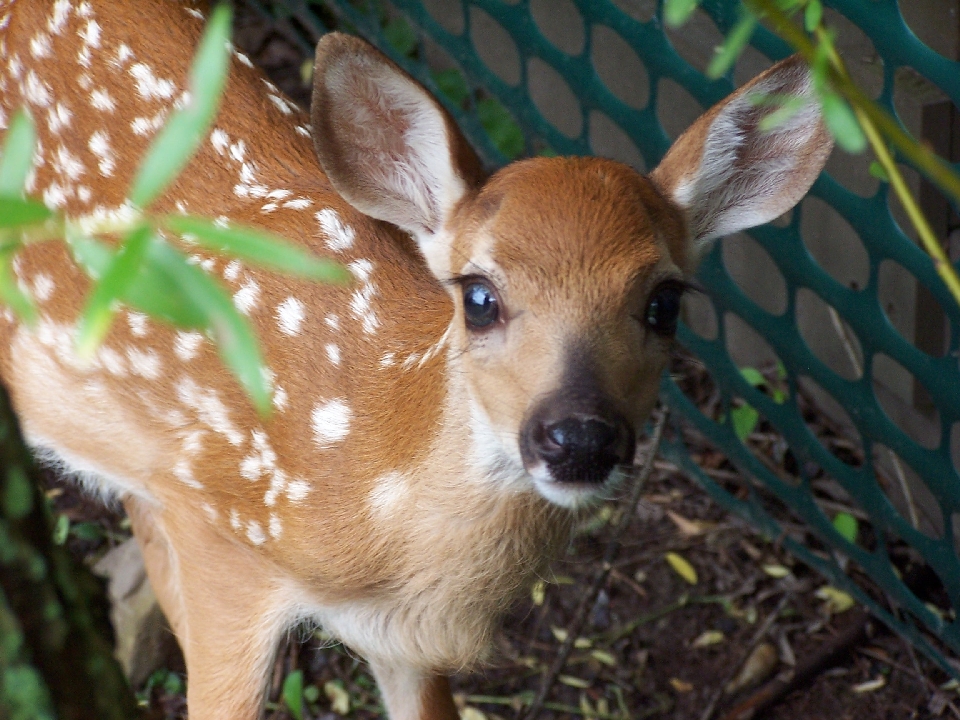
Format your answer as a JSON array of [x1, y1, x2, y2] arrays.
[[40, 3, 960, 719]]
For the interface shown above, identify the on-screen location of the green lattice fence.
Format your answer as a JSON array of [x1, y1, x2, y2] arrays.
[[249, 0, 960, 674]]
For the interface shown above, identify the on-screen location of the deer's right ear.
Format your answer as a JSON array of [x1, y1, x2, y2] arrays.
[[311, 33, 484, 269]]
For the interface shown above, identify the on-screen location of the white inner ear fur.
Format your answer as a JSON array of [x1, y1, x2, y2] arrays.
[[326, 57, 466, 242], [677, 65, 821, 244]]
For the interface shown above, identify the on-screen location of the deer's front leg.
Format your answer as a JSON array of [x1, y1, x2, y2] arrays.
[[125, 498, 290, 720], [369, 661, 460, 720]]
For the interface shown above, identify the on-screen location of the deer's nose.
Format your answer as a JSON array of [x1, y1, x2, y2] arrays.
[[529, 414, 634, 484]]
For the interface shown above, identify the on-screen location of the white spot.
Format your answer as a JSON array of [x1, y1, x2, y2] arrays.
[[348, 259, 374, 282], [24, 71, 53, 107], [324, 314, 340, 331], [235, 52, 253, 68], [127, 311, 148, 337], [53, 145, 84, 181], [223, 260, 241, 282], [268, 94, 294, 115], [77, 186, 92, 203], [113, 44, 133, 68], [211, 128, 229, 154], [42, 182, 68, 209], [185, 7, 204, 20], [130, 62, 176, 101], [283, 198, 312, 210], [229, 509, 241, 530], [126, 348, 161, 379], [47, 103, 72, 134], [311, 399, 351, 447], [369, 472, 409, 516], [131, 111, 167, 136], [350, 282, 380, 335], [276, 297, 304, 336], [380, 352, 396, 368], [49, 1, 72, 34], [90, 88, 116, 112], [246, 520, 265, 545], [97, 346, 126, 376], [88, 130, 115, 176], [268, 514, 282, 539], [79, 20, 101, 48], [273, 385, 288, 412], [177, 377, 244, 445], [286, 479, 310, 503], [267, 189, 291, 200], [296, 125, 310, 138], [201, 503, 218, 521], [32, 274, 54, 301], [261, 202, 278, 214], [325, 343, 340, 366], [233, 280, 260, 315], [30, 33, 52, 59], [174, 331, 204, 361], [228, 140, 246, 162], [173, 459, 203, 489], [316, 208, 355, 251]]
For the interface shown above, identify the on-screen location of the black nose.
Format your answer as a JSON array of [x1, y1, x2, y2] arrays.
[[531, 414, 635, 484]]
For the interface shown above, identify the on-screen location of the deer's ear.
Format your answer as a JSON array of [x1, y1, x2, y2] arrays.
[[650, 55, 832, 250], [311, 33, 484, 247]]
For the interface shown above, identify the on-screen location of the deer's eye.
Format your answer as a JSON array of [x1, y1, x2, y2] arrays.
[[644, 283, 683, 337], [463, 281, 500, 329]]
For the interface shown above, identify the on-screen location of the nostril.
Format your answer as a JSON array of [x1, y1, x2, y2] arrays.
[[546, 418, 618, 454]]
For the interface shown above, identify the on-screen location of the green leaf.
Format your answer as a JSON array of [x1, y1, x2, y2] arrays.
[[478, 97, 524, 160], [869, 161, 890, 182], [804, 0, 823, 32], [740, 367, 765, 387], [832, 512, 859, 543], [75, 224, 153, 358], [383, 16, 418, 57], [0, 197, 52, 229], [432, 68, 470, 107], [146, 239, 271, 414], [758, 96, 805, 132], [731, 403, 759, 440], [128, 4, 232, 208], [53, 514, 70, 545], [0, 110, 37, 197], [162, 215, 350, 283], [0, 244, 38, 327], [707, 12, 757, 79], [664, 0, 700, 27], [282, 670, 305, 720], [820, 91, 866, 153]]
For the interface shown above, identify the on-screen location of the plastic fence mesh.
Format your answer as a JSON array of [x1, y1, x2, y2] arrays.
[[252, 0, 960, 673]]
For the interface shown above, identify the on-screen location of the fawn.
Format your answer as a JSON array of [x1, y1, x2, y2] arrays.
[[0, 1, 831, 718]]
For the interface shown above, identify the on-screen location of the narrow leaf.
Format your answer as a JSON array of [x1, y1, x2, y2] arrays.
[[0, 197, 52, 229], [664, 0, 700, 27], [75, 224, 152, 358], [804, 0, 823, 32], [832, 512, 859, 543], [707, 13, 757, 79], [0, 245, 38, 326], [162, 215, 350, 282], [758, 96, 805, 132], [0, 110, 37, 197], [666, 551, 698, 584], [128, 4, 232, 207], [147, 239, 271, 414], [821, 91, 866, 153], [868, 160, 890, 182], [282, 670, 304, 720]]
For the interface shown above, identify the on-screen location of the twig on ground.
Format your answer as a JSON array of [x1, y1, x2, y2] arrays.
[[519, 409, 669, 720], [699, 591, 793, 720], [715, 607, 872, 720]]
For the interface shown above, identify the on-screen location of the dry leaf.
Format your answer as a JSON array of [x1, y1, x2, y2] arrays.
[[590, 649, 617, 666], [726, 643, 778, 694], [324, 680, 351, 715], [852, 676, 887, 693], [551, 626, 568, 642], [666, 510, 708, 536], [573, 637, 592, 649], [691, 630, 725, 648], [762, 564, 791, 578], [531, 579, 545, 606], [815, 585, 856, 614], [669, 678, 694, 693], [558, 675, 591, 689], [665, 552, 698, 585]]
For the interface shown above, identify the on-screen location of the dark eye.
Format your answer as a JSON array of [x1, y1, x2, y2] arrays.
[[463, 281, 500, 329], [645, 283, 683, 337]]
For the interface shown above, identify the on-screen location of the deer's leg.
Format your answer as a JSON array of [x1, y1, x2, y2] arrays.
[[124, 498, 289, 720], [369, 661, 460, 720]]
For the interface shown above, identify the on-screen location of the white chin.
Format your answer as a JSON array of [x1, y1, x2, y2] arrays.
[[528, 465, 626, 509]]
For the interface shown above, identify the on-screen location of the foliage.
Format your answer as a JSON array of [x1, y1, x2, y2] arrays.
[[664, 0, 960, 309]]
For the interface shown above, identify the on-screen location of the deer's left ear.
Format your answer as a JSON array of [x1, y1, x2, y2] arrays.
[[650, 55, 833, 250]]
